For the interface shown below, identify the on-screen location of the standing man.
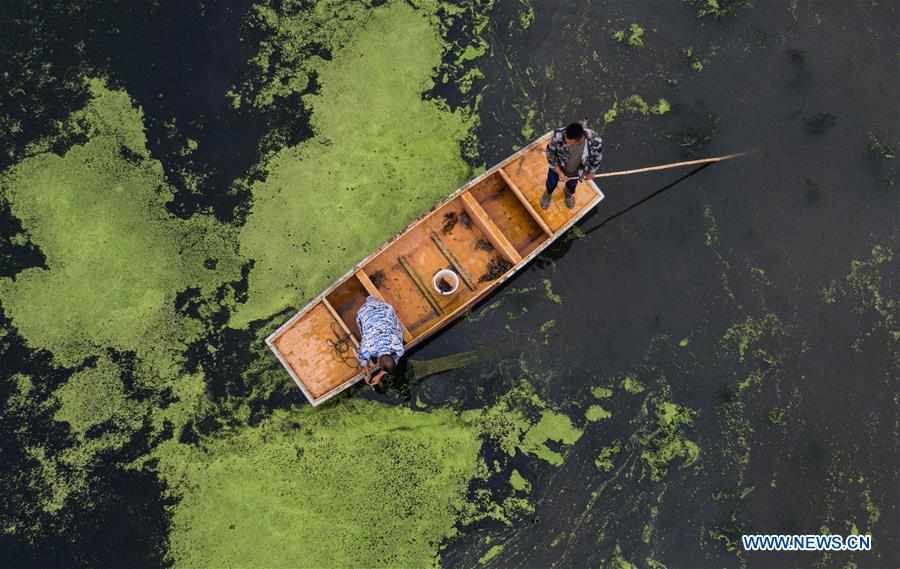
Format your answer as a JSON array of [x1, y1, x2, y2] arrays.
[[541, 122, 603, 209], [356, 296, 405, 386]]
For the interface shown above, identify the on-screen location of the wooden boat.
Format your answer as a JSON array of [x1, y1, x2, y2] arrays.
[[266, 132, 605, 406]]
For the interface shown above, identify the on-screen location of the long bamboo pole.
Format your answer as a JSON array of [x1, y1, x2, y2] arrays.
[[592, 151, 748, 179]]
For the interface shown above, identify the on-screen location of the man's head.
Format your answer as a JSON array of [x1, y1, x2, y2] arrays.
[[564, 122, 585, 144], [378, 354, 396, 371]]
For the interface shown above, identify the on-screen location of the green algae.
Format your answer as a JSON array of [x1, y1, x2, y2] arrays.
[[464, 379, 582, 465], [821, 282, 839, 304], [543, 64, 555, 80], [167, 400, 482, 569], [506, 306, 528, 327], [459, 487, 533, 527], [735, 369, 762, 394], [457, 67, 486, 95], [460, 43, 488, 63], [502, 495, 535, 518], [594, 440, 622, 472], [653, 99, 672, 115], [712, 303, 789, 492], [629, 24, 646, 47], [586, 404, 612, 422], [509, 469, 531, 493], [505, 305, 529, 322], [46, 360, 212, 518], [231, 1, 477, 327], [517, 0, 534, 30], [767, 407, 785, 425], [24, 445, 70, 515], [604, 544, 638, 569], [53, 355, 130, 437], [520, 106, 538, 140], [6, 369, 106, 521], [862, 488, 880, 530], [165, 377, 578, 567], [428, 2, 494, 126], [464, 384, 539, 457], [0, 78, 241, 367], [621, 375, 645, 394], [5, 373, 34, 412], [845, 245, 896, 329], [717, 395, 752, 481], [621, 95, 670, 116], [638, 397, 700, 481], [0, 78, 243, 519], [611, 24, 645, 47], [627, 24, 645, 47], [520, 411, 583, 466], [682, 47, 708, 73], [542, 279, 562, 304], [692, 0, 750, 18], [538, 319, 557, 343], [479, 544, 505, 565], [28, 358, 147, 514], [601, 95, 669, 128], [708, 528, 739, 552], [622, 95, 648, 114], [238, 1, 375, 109], [602, 103, 619, 127], [722, 313, 783, 362], [592, 386, 613, 399]]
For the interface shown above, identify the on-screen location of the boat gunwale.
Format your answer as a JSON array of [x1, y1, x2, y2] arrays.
[[265, 131, 605, 406]]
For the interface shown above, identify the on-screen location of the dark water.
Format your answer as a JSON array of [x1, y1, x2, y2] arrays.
[[1, 0, 898, 567], [415, 1, 899, 567]]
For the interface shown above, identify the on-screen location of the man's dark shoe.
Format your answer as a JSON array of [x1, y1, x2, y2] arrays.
[[540, 191, 552, 209], [565, 193, 575, 209]]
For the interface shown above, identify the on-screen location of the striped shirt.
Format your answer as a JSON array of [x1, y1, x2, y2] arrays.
[[356, 296, 405, 366]]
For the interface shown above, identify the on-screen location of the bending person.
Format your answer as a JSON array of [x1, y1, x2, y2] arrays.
[[355, 295, 405, 386]]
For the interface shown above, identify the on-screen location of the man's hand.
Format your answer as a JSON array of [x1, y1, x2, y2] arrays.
[[582, 173, 596, 181], [555, 165, 566, 178], [367, 370, 386, 386]]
